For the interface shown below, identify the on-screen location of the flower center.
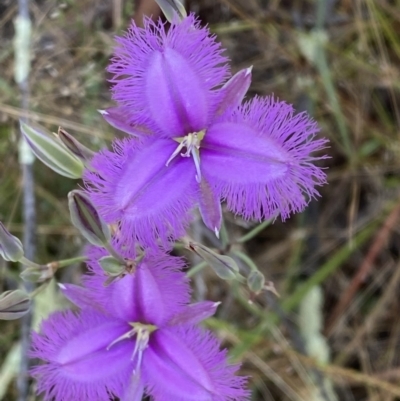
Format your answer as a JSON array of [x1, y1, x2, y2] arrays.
[[166, 130, 206, 183], [107, 322, 157, 371]]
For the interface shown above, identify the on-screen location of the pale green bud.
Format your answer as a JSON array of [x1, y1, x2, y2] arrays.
[[68, 190, 111, 246], [155, 0, 187, 23], [0, 222, 24, 262], [101, 256, 139, 287], [20, 120, 84, 178], [0, 290, 30, 320], [98, 256, 125, 276], [57, 127, 95, 163], [188, 242, 239, 280], [247, 270, 265, 294], [20, 265, 53, 283]]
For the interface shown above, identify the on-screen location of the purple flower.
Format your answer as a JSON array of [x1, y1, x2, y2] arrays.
[[31, 247, 249, 401], [85, 14, 328, 248]]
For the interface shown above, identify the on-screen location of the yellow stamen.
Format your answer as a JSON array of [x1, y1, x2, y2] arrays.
[[166, 130, 205, 183]]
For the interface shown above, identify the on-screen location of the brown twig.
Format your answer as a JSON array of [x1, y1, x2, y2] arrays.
[[334, 260, 400, 366], [222, 323, 400, 399], [325, 197, 400, 336], [112, 0, 122, 30]]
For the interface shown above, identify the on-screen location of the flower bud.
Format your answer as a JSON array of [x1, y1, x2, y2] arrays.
[[155, 0, 187, 23], [20, 120, 84, 178], [98, 256, 125, 276], [57, 127, 95, 163], [20, 265, 53, 283], [0, 222, 24, 262], [247, 270, 265, 294], [20, 268, 43, 283], [68, 190, 111, 246], [188, 242, 239, 280], [0, 290, 30, 320], [100, 256, 138, 287]]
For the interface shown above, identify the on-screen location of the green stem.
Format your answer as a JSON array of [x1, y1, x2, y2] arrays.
[[235, 273, 246, 284], [236, 219, 272, 243], [20, 256, 41, 269], [230, 216, 383, 360], [186, 261, 208, 278], [219, 219, 229, 249], [315, 42, 352, 158], [48, 255, 87, 269], [103, 242, 125, 264], [233, 250, 258, 272], [29, 281, 49, 298]]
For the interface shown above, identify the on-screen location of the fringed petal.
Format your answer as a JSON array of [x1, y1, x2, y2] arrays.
[[108, 14, 229, 138], [202, 96, 328, 221], [202, 121, 289, 183], [85, 138, 198, 248], [30, 309, 134, 401], [83, 246, 191, 326], [143, 326, 249, 401], [145, 47, 208, 136]]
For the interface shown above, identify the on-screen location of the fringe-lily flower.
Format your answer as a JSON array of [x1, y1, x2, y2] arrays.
[[85, 14, 328, 248], [30, 247, 249, 401]]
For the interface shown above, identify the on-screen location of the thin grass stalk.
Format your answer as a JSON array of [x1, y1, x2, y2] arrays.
[[15, 0, 36, 399]]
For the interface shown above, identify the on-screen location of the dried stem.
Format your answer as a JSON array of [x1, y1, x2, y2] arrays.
[[325, 196, 400, 336], [15, 0, 35, 399]]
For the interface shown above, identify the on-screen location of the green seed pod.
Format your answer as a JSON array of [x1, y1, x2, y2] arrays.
[[20, 266, 53, 283], [0, 222, 24, 262], [0, 290, 30, 320], [57, 127, 95, 163], [98, 256, 125, 276], [68, 190, 111, 246], [189, 242, 239, 280], [20, 120, 84, 178], [155, 0, 187, 23], [247, 270, 265, 294], [20, 268, 43, 283]]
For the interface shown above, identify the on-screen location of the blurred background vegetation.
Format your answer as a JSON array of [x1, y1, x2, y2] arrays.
[[1, 0, 400, 400]]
